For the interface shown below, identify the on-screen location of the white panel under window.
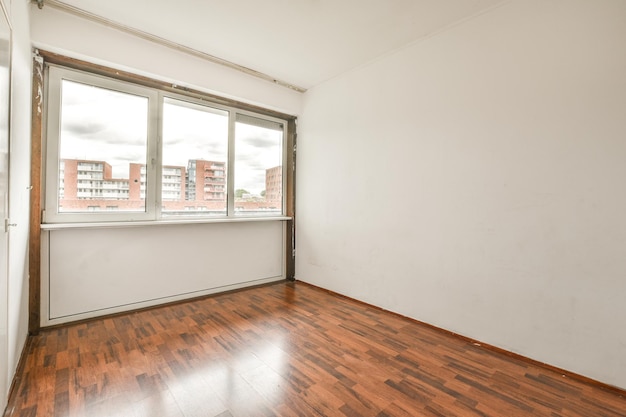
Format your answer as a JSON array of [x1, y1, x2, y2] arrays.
[[44, 221, 284, 324]]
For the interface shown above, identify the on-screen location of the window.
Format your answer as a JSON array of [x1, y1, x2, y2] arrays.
[[162, 98, 229, 216], [234, 114, 283, 214], [43, 65, 290, 223], [45, 68, 157, 222]]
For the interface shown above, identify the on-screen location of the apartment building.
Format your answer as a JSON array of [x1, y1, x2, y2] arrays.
[[265, 165, 282, 205], [186, 159, 226, 202], [57, 158, 281, 213]]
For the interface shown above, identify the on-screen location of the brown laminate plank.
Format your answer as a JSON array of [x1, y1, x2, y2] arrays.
[[4, 281, 626, 417]]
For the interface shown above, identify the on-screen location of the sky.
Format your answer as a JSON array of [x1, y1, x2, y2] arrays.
[[59, 80, 282, 195]]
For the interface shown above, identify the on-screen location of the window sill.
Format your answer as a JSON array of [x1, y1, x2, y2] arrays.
[[40, 216, 292, 230]]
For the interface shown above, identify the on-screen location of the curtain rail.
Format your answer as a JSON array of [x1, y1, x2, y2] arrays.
[[32, 0, 307, 93]]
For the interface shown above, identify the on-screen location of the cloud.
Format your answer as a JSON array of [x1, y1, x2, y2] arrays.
[[231, 126, 283, 193], [115, 150, 145, 162], [162, 133, 228, 167], [161, 100, 229, 166], [62, 120, 108, 136], [60, 79, 149, 150], [57, 80, 283, 191], [238, 134, 279, 149]]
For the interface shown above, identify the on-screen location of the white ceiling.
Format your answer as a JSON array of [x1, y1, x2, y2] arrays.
[[47, 0, 505, 91]]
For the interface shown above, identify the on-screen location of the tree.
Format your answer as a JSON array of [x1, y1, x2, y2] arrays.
[[260, 190, 266, 197], [235, 189, 249, 198]]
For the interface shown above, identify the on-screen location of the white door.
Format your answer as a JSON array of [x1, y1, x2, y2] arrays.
[[0, 0, 11, 408]]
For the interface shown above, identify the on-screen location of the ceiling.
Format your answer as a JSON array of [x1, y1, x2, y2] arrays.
[[44, 0, 505, 91]]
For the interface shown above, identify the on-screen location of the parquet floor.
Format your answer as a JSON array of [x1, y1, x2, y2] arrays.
[[4, 281, 626, 417]]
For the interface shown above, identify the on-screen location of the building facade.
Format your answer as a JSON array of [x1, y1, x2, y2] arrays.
[[265, 165, 282, 207], [58, 158, 281, 213]]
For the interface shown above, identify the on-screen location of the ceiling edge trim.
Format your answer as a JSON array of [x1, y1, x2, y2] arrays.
[[34, 0, 308, 93]]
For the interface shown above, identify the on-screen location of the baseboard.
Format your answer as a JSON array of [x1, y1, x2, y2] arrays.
[[2, 336, 34, 417], [296, 279, 626, 398], [39, 278, 289, 332]]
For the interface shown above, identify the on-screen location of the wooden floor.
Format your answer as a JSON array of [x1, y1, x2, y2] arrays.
[[4, 281, 626, 417]]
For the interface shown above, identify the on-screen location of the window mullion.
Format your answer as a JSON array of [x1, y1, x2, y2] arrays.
[[144, 91, 160, 220], [153, 93, 164, 220], [227, 111, 236, 217]]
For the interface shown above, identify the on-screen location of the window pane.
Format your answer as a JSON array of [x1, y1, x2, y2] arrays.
[[234, 116, 283, 215], [58, 80, 149, 213], [162, 98, 229, 216]]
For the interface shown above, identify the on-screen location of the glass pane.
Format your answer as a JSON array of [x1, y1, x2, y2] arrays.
[[162, 98, 229, 216], [58, 80, 149, 213], [234, 116, 283, 215]]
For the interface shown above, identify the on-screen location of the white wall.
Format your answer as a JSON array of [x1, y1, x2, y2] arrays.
[[297, 0, 626, 389], [29, 3, 302, 116], [3, 0, 31, 411]]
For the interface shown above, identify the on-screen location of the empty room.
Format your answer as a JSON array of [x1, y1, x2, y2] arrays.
[[1, 0, 625, 416]]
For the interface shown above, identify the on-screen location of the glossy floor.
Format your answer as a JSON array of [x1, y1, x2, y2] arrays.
[[5, 281, 626, 416]]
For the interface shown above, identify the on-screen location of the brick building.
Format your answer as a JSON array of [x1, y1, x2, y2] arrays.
[[265, 165, 282, 207], [58, 158, 282, 213], [59, 159, 143, 211], [186, 159, 226, 202]]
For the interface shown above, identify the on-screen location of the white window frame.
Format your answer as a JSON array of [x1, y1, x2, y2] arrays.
[[230, 108, 287, 218], [43, 65, 288, 224], [44, 66, 159, 223]]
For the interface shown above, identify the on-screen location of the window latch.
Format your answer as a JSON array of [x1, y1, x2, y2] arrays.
[[4, 219, 16, 232]]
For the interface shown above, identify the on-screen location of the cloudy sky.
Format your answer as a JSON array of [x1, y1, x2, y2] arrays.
[[60, 80, 282, 195]]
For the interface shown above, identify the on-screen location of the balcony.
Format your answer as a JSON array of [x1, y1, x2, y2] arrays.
[[77, 165, 103, 172], [77, 174, 103, 180]]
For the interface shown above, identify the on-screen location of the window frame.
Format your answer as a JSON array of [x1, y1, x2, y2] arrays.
[[42, 64, 290, 224]]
